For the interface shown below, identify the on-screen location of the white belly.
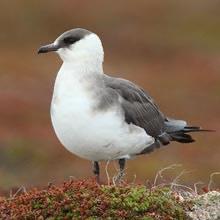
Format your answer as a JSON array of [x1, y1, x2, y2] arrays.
[[50, 69, 154, 161]]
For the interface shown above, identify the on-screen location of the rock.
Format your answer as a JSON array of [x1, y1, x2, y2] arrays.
[[186, 191, 220, 220]]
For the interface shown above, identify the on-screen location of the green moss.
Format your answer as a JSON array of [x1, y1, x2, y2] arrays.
[[0, 179, 186, 219], [101, 185, 185, 219]]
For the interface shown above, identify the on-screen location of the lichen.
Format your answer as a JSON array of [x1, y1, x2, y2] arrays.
[[186, 191, 220, 220]]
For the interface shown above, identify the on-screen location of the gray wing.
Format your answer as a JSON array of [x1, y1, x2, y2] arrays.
[[104, 75, 166, 138]]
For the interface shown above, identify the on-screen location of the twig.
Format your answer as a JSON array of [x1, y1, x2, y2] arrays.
[[193, 181, 204, 195], [47, 182, 53, 189], [112, 168, 126, 186], [160, 182, 195, 194], [208, 172, 220, 191], [131, 174, 137, 185], [10, 186, 27, 198], [105, 160, 111, 186], [112, 160, 118, 173], [153, 164, 182, 186], [172, 183, 194, 192], [9, 189, 13, 198], [69, 176, 77, 181], [170, 170, 192, 190], [112, 161, 119, 186]]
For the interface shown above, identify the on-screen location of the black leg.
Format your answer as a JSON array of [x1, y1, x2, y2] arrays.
[[114, 158, 126, 183], [119, 158, 126, 174], [92, 161, 100, 184]]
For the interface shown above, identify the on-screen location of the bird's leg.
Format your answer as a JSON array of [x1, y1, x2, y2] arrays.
[[114, 158, 126, 184], [92, 161, 100, 184], [119, 158, 126, 180]]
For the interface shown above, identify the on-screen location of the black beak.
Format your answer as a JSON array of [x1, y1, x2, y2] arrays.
[[38, 43, 60, 54]]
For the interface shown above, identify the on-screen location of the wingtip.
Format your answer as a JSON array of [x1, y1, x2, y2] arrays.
[[200, 129, 216, 132], [184, 126, 216, 132]]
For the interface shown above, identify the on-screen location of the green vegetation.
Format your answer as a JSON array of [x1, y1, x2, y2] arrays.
[[0, 179, 188, 219]]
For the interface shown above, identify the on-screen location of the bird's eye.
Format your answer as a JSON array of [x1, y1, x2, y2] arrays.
[[63, 37, 80, 45]]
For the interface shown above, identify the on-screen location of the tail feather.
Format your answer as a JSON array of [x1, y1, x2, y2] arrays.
[[137, 124, 213, 156], [168, 126, 214, 143], [169, 132, 195, 143], [137, 121, 214, 156], [165, 118, 214, 144], [181, 126, 214, 133]]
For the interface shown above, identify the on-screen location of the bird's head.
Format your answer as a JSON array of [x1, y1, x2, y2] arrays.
[[38, 28, 104, 63]]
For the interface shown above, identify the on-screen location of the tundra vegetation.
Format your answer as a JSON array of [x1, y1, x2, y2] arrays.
[[0, 168, 219, 219]]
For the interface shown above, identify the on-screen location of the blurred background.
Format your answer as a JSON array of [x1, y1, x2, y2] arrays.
[[0, 0, 220, 191]]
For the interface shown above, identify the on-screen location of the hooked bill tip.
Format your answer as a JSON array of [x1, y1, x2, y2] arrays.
[[37, 43, 59, 54]]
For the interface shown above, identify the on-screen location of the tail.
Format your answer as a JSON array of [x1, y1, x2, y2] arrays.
[[165, 118, 214, 143], [137, 118, 214, 156]]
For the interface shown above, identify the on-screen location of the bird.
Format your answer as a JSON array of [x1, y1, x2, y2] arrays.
[[38, 28, 211, 183]]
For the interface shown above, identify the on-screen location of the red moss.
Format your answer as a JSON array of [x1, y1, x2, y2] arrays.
[[0, 179, 185, 219]]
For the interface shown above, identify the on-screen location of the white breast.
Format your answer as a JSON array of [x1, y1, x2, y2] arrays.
[[51, 64, 154, 161]]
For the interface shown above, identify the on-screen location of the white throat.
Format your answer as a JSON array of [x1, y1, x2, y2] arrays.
[[62, 56, 103, 76], [56, 33, 104, 75]]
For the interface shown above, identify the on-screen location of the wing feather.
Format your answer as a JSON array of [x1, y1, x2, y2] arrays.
[[104, 75, 166, 138]]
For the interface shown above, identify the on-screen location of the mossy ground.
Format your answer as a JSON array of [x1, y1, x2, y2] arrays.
[[0, 179, 188, 219]]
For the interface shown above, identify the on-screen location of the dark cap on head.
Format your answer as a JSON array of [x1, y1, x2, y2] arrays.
[[38, 28, 92, 54]]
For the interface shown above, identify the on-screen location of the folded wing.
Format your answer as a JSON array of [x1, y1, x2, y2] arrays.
[[104, 76, 166, 139]]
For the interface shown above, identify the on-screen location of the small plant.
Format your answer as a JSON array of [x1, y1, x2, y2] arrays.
[[0, 165, 219, 219], [0, 179, 187, 219]]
